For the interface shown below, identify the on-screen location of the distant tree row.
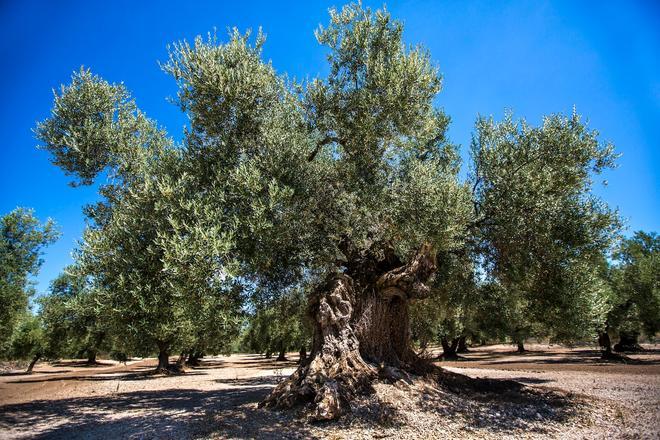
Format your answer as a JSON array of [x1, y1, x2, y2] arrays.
[[1, 205, 655, 374]]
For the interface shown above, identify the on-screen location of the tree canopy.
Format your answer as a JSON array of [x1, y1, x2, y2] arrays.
[[0, 208, 59, 352], [35, 2, 625, 419]]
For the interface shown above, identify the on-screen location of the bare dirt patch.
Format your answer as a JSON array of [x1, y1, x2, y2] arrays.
[[0, 345, 657, 439]]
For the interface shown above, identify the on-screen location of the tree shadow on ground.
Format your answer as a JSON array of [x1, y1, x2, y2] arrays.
[[51, 360, 116, 368], [480, 349, 660, 366], [427, 371, 583, 435], [0, 384, 319, 439], [0, 369, 73, 376], [6, 369, 207, 384], [226, 355, 298, 370], [0, 367, 588, 440]]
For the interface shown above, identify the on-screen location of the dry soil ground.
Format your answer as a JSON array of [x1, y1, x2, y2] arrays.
[[0, 344, 658, 439]]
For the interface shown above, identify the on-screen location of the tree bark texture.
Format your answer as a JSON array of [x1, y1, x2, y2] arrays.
[[457, 335, 469, 353], [439, 337, 460, 360], [156, 342, 171, 373], [26, 354, 40, 374], [260, 244, 437, 421], [613, 332, 644, 353]]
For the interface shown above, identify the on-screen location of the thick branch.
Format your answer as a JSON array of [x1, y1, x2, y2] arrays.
[[376, 243, 437, 300], [307, 135, 342, 162]]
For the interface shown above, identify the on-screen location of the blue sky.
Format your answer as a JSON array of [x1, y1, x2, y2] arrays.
[[1, 0, 658, 297]]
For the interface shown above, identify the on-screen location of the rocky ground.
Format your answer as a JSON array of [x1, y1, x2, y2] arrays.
[[0, 344, 658, 439]]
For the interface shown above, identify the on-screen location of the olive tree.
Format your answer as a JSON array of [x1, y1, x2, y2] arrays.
[[37, 3, 620, 419], [0, 208, 59, 352], [606, 232, 659, 352], [37, 69, 239, 372]]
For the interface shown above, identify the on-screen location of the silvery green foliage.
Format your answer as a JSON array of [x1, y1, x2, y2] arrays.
[[37, 69, 242, 356], [607, 232, 659, 339], [37, 3, 621, 354], [38, 267, 109, 360], [35, 68, 170, 187], [0, 208, 59, 352], [162, 3, 470, 287], [470, 111, 620, 340]]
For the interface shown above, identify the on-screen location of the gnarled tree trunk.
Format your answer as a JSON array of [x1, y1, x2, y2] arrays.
[[260, 244, 436, 421], [439, 337, 460, 360], [26, 354, 40, 374], [298, 346, 307, 364], [156, 342, 171, 373], [186, 352, 202, 366], [516, 340, 525, 353], [613, 332, 644, 353], [276, 347, 287, 361], [598, 331, 612, 356], [456, 335, 469, 353], [86, 350, 97, 364]]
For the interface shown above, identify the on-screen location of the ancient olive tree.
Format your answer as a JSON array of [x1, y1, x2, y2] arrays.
[[163, 6, 470, 419], [37, 3, 619, 420], [0, 208, 59, 352]]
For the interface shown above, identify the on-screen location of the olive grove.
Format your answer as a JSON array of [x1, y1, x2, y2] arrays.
[[33, 2, 637, 420]]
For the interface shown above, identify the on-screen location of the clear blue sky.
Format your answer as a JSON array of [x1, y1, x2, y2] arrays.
[[1, 0, 658, 298]]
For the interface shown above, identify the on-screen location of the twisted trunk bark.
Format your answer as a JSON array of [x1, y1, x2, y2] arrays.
[[260, 244, 436, 421], [457, 335, 469, 353], [155, 342, 171, 373], [439, 337, 460, 360], [26, 354, 40, 374], [86, 350, 97, 364]]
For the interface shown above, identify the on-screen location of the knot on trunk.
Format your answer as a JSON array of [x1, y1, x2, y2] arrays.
[[317, 275, 353, 327], [376, 243, 436, 300]]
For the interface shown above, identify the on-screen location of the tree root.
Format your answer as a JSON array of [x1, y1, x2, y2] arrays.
[[438, 353, 464, 361], [260, 353, 377, 421], [600, 351, 631, 362], [613, 343, 645, 353], [153, 364, 186, 375]]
